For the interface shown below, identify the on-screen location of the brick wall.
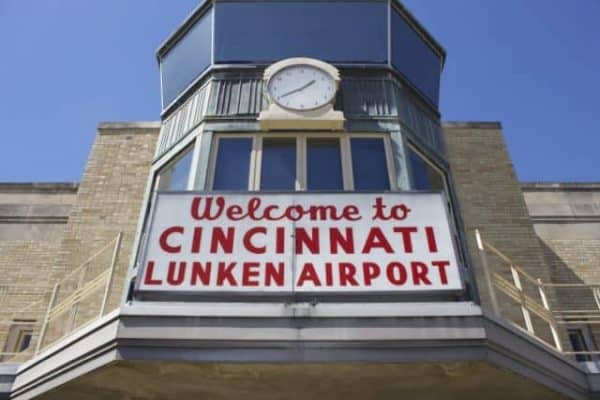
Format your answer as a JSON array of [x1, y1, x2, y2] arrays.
[[443, 123, 563, 346], [42, 123, 158, 346], [0, 184, 76, 357], [523, 184, 600, 349]]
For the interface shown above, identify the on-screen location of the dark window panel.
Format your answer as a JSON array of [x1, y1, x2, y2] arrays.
[[307, 138, 343, 191], [214, 2, 387, 64], [213, 138, 253, 190], [161, 7, 212, 107], [261, 138, 296, 190], [391, 9, 441, 106], [158, 147, 194, 191], [350, 138, 390, 191], [408, 147, 444, 191]]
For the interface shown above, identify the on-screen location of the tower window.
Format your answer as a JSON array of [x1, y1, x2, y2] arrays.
[[307, 138, 343, 191], [208, 134, 394, 192]]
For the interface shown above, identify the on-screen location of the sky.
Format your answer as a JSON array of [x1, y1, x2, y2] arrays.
[[0, 0, 598, 183]]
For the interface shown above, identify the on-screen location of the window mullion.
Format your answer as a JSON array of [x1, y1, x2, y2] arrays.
[[297, 136, 307, 191], [186, 139, 201, 190], [250, 136, 262, 190], [340, 135, 354, 191], [383, 135, 397, 191], [206, 136, 220, 190]]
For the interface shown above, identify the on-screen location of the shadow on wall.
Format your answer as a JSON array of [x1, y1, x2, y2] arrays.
[[537, 237, 600, 353]]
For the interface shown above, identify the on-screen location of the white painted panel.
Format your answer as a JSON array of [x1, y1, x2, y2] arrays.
[[138, 193, 461, 295]]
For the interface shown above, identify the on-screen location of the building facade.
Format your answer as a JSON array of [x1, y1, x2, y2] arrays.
[[1, 1, 600, 399]]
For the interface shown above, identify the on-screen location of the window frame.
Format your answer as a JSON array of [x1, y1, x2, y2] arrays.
[[155, 142, 196, 192], [207, 132, 396, 192], [406, 141, 448, 193]]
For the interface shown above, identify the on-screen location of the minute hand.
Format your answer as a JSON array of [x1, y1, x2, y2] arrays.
[[279, 80, 316, 98]]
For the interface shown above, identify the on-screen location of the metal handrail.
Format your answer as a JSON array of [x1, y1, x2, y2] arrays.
[[1, 232, 122, 361], [475, 229, 600, 358]]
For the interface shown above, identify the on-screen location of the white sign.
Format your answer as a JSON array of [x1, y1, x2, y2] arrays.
[[137, 193, 462, 295]]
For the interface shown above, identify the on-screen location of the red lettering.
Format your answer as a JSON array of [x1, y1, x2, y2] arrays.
[[362, 227, 394, 253], [391, 204, 411, 220], [295, 228, 320, 254], [344, 205, 361, 221], [143, 261, 162, 285], [372, 197, 410, 220], [325, 262, 334, 286], [362, 262, 381, 286], [242, 262, 260, 286], [210, 227, 234, 253], [297, 263, 322, 287], [191, 227, 202, 253], [216, 262, 237, 286], [425, 227, 438, 252], [190, 196, 224, 220], [275, 227, 285, 254], [192, 196, 364, 222], [431, 260, 450, 284], [372, 197, 389, 220], [329, 228, 354, 254], [191, 262, 211, 285], [166, 261, 186, 285], [226, 205, 244, 220], [411, 261, 431, 285], [265, 262, 285, 286], [393, 227, 417, 253], [159, 226, 184, 253], [286, 205, 304, 221], [243, 227, 267, 254], [386, 262, 407, 285], [339, 263, 359, 286]]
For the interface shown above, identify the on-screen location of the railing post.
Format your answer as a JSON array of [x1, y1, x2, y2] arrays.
[[66, 262, 89, 335], [100, 232, 122, 317], [511, 266, 535, 334], [475, 229, 500, 316], [537, 278, 563, 352], [35, 283, 59, 355]]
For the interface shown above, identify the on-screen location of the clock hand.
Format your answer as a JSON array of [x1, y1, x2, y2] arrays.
[[279, 80, 316, 99]]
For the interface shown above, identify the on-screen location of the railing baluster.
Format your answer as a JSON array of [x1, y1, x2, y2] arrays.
[[537, 278, 563, 352], [100, 232, 122, 317], [511, 266, 534, 335], [475, 229, 500, 316], [35, 283, 59, 355]]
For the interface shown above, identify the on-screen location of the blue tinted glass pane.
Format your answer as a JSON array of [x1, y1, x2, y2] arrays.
[[307, 138, 343, 190], [261, 138, 296, 190], [408, 147, 444, 191], [351, 138, 389, 191], [161, 7, 212, 107], [215, 2, 387, 64], [213, 138, 252, 190], [391, 9, 441, 106], [158, 147, 194, 191]]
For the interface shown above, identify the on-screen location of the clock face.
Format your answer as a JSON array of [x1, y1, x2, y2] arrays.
[[267, 65, 336, 111]]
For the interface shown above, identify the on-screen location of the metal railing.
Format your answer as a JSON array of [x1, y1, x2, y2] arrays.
[[0, 232, 122, 362], [475, 229, 600, 358]]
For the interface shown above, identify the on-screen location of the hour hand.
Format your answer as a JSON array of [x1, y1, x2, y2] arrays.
[[279, 80, 316, 98]]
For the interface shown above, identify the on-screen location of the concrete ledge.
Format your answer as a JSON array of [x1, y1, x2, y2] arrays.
[[0, 183, 78, 193], [522, 182, 600, 191], [442, 121, 502, 129], [6, 304, 600, 399], [97, 121, 161, 133], [0, 364, 18, 400]]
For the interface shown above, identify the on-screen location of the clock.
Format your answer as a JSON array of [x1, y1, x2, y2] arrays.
[[267, 64, 336, 111], [258, 57, 344, 131]]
